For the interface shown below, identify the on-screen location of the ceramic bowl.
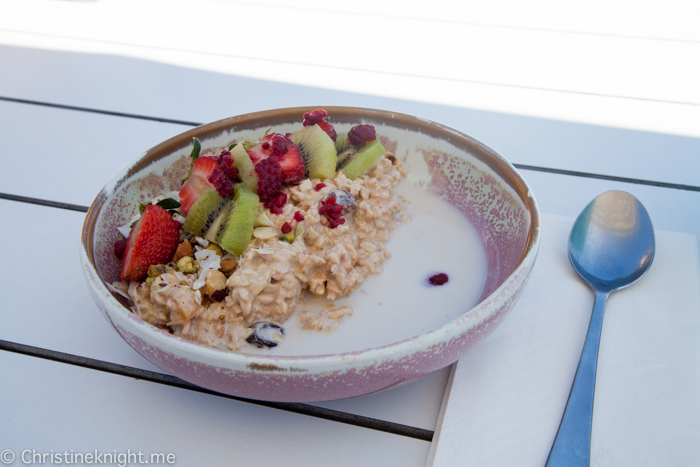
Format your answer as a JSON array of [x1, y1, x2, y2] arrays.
[[80, 106, 540, 402]]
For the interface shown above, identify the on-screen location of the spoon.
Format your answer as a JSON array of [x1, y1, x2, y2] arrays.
[[546, 191, 655, 466]]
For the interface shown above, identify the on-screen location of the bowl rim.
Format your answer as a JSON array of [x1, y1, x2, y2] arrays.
[[81, 105, 540, 370]]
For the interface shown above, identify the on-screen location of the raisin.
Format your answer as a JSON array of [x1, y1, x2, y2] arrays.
[[246, 322, 284, 348]]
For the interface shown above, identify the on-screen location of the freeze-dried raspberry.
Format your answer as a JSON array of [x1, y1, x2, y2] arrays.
[[314, 183, 326, 191], [281, 222, 292, 234], [217, 150, 239, 180], [318, 195, 345, 229], [208, 168, 234, 197], [255, 158, 283, 202], [303, 109, 328, 126], [293, 211, 305, 222], [302, 109, 337, 141], [348, 124, 376, 145], [428, 273, 449, 286], [114, 239, 126, 259]]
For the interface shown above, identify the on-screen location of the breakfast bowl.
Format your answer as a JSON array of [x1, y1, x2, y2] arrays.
[[80, 106, 540, 402]]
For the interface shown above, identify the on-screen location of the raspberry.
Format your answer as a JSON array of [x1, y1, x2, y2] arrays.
[[281, 222, 292, 234], [269, 135, 288, 157], [348, 124, 376, 146], [208, 168, 234, 197], [293, 211, 305, 222], [314, 183, 326, 192], [114, 239, 126, 259], [217, 150, 239, 180], [318, 195, 345, 229], [303, 109, 328, 126], [428, 273, 449, 286], [255, 158, 282, 202], [255, 158, 289, 213], [303, 109, 337, 141]]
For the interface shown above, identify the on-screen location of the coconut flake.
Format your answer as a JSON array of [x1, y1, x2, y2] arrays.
[[194, 236, 210, 248], [107, 281, 131, 300], [195, 249, 221, 270]]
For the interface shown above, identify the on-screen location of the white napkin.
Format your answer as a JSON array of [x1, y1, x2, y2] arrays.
[[427, 213, 700, 467]]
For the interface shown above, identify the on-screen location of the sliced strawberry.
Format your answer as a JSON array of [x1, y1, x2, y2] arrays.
[[179, 156, 218, 215], [119, 204, 181, 281], [247, 134, 305, 185]]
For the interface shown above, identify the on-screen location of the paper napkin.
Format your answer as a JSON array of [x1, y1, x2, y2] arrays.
[[427, 213, 700, 467]]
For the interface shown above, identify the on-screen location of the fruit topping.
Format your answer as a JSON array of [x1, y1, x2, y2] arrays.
[[323, 189, 357, 215], [347, 124, 377, 146], [246, 322, 285, 348], [230, 143, 259, 193], [207, 167, 234, 198], [281, 222, 292, 234], [119, 204, 181, 281], [337, 139, 386, 180], [217, 184, 260, 256], [428, 273, 449, 286], [314, 183, 326, 191], [302, 109, 337, 142], [293, 211, 305, 222], [179, 155, 219, 216], [289, 124, 338, 180], [254, 157, 287, 214], [217, 150, 240, 180], [248, 134, 305, 185], [319, 196, 346, 229], [113, 239, 127, 259]]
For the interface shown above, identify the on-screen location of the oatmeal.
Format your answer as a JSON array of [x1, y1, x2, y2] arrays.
[[113, 110, 409, 351]]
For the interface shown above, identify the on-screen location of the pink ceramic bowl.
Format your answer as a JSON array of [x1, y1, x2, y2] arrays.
[[80, 107, 540, 402]]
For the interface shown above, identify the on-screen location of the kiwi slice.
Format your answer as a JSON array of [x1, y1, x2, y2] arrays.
[[183, 188, 229, 237], [218, 184, 260, 256], [230, 143, 259, 193], [337, 139, 386, 180], [335, 133, 349, 153], [290, 124, 337, 180]]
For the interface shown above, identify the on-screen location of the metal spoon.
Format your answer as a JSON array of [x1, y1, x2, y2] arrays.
[[546, 191, 655, 466]]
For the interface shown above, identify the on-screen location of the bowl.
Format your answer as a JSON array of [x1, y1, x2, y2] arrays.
[[80, 106, 540, 402]]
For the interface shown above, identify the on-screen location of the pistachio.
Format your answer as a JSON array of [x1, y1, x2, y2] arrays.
[[203, 270, 227, 298], [176, 256, 196, 274], [147, 264, 167, 278], [206, 243, 224, 256]]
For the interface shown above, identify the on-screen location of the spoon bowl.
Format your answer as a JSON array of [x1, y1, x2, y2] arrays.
[[569, 191, 655, 292], [547, 191, 655, 466]]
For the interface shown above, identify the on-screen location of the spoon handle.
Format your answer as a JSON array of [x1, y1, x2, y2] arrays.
[[546, 290, 610, 467]]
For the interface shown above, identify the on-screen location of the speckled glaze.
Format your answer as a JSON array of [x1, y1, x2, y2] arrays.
[[80, 107, 540, 402]]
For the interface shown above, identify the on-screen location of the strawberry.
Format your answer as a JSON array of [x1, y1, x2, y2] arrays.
[[247, 134, 305, 185], [179, 156, 218, 215], [119, 204, 181, 281]]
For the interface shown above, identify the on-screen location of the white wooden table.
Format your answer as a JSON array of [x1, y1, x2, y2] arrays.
[[1, 1, 698, 465]]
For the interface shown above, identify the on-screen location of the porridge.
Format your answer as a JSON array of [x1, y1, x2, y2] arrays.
[[110, 110, 414, 351]]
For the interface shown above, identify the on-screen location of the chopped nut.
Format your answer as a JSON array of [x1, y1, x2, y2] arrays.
[[254, 213, 275, 228], [254, 226, 279, 240], [147, 264, 167, 278], [384, 152, 397, 165], [206, 243, 224, 256], [172, 239, 193, 263], [176, 256, 196, 274], [220, 257, 238, 275], [203, 270, 227, 297]]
